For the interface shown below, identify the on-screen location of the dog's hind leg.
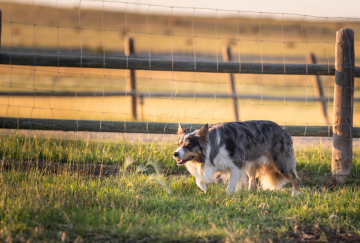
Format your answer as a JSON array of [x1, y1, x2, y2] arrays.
[[227, 167, 243, 194], [247, 165, 257, 190]]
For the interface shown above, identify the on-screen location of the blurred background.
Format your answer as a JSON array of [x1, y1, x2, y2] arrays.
[[0, 0, 360, 128]]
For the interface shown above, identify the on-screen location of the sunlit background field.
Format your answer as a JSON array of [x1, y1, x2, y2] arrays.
[[0, 2, 360, 126]]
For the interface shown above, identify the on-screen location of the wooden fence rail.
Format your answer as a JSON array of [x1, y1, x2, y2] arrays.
[[2, 117, 358, 137], [1, 53, 360, 76], [0, 91, 343, 102]]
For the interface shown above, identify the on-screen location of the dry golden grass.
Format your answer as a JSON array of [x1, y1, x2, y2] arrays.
[[2, 63, 360, 126], [3, 94, 360, 126], [1, 2, 360, 57]]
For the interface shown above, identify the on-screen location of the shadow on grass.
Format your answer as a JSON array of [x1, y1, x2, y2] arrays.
[[2, 157, 359, 188]]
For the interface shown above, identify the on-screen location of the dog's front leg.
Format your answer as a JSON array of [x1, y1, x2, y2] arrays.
[[196, 179, 208, 192], [227, 168, 242, 194]]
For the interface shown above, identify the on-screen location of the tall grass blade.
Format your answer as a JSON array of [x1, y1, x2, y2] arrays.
[[136, 164, 149, 173], [145, 160, 162, 174], [123, 157, 135, 170], [146, 174, 171, 194]]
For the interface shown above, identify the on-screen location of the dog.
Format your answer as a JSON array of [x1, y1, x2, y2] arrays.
[[173, 121, 300, 195]]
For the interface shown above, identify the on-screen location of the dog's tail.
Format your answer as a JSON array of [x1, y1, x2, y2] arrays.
[[257, 164, 288, 190]]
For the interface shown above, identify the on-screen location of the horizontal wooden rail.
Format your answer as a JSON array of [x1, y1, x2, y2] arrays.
[[1, 117, 360, 137], [1, 53, 360, 76], [0, 91, 338, 102], [4, 91, 360, 102]]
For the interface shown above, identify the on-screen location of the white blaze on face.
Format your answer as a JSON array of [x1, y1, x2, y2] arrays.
[[174, 146, 185, 159], [174, 130, 198, 160]]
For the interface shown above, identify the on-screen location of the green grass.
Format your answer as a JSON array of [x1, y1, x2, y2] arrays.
[[0, 132, 185, 174], [1, 134, 360, 242]]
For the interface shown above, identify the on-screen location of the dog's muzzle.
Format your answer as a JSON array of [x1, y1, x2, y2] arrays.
[[172, 152, 194, 165]]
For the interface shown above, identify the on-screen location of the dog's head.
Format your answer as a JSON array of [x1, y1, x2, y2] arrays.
[[173, 123, 208, 165]]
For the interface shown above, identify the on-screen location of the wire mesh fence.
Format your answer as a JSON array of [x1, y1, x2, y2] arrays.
[[0, 0, 359, 182]]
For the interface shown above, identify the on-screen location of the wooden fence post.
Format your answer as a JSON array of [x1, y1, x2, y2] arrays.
[[0, 10, 2, 49], [124, 37, 137, 121], [309, 53, 329, 124], [222, 46, 239, 121], [332, 28, 355, 184]]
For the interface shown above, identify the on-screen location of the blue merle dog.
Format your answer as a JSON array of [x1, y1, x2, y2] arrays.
[[173, 121, 300, 195]]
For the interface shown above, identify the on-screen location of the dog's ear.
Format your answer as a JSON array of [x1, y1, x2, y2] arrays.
[[178, 123, 186, 134], [196, 124, 209, 139]]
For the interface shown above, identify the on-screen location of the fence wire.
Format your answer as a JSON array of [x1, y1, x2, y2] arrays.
[[0, 0, 359, 180]]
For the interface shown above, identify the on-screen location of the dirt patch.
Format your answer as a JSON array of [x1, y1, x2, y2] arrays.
[[272, 225, 360, 243], [1, 157, 194, 178], [297, 168, 348, 188], [1, 158, 121, 177]]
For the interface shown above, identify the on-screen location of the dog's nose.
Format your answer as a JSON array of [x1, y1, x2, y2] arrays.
[[173, 152, 179, 157]]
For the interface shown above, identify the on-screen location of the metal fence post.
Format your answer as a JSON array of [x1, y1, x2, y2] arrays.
[[332, 28, 355, 184]]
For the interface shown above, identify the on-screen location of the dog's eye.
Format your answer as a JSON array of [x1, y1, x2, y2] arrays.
[[187, 144, 193, 149]]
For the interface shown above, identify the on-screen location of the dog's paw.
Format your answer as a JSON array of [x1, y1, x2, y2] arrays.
[[196, 180, 208, 193], [199, 186, 207, 193], [226, 189, 236, 194]]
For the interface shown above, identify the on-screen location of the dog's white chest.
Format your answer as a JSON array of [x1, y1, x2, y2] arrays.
[[184, 146, 234, 183], [210, 146, 235, 172]]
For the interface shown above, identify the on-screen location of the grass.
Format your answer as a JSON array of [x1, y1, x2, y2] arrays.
[[0, 131, 183, 172], [1, 133, 360, 242]]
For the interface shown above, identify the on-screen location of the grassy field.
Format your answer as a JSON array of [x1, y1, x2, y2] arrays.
[[1, 3, 360, 242], [1, 134, 360, 242]]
